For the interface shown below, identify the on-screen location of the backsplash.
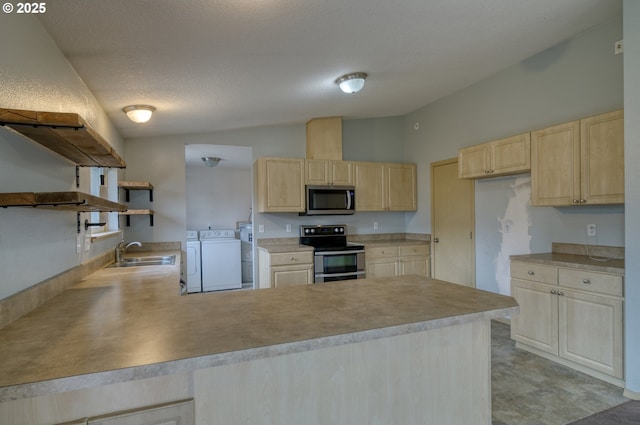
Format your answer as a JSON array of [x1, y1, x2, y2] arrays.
[[552, 243, 624, 259]]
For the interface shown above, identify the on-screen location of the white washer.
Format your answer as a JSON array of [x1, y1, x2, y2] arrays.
[[185, 230, 202, 293], [200, 229, 242, 291]]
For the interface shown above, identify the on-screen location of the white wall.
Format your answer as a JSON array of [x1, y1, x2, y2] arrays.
[[0, 16, 124, 300], [623, 0, 640, 396], [403, 15, 624, 295], [185, 165, 252, 231]]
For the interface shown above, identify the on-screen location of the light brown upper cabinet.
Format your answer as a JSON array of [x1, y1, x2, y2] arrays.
[[305, 159, 354, 186], [354, 162, 417, 211], [255, 157, 305, 213], [531, 110, 624, 206], [458, 133, 530, 179], [386, 163, 417, 211]]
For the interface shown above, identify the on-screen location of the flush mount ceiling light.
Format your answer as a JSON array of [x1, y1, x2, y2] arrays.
[[335, 72, 368, 94], [123, 105, 156, 123], [202, 156, 221, 167]]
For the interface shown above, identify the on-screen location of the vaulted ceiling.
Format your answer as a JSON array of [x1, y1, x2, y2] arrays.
[[38, 0, 622, 139]]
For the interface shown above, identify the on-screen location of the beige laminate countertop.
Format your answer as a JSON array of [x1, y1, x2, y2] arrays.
[[359, 239, 429, 248], [256, 242, 313, 253], [510, 252, 624, 275], [0, 251, 516, 401]]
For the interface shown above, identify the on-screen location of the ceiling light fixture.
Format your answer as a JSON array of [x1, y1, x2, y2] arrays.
[[335, 72, 367, 94], [123, 105, 156, 123], [202, 156, 221, 167]]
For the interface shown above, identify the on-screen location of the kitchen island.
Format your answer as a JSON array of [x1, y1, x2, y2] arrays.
[[0, 252, 517, 425]]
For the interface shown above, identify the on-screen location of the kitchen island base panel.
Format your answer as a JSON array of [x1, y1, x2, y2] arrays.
[[1, 319, 492, 425], [195, 319, 491, 425]]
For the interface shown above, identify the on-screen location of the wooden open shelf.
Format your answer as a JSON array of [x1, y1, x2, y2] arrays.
[[119, 209, 154, 226], [0, 108, 126, 168], [118, 181, 154, 202], [0, 192, 127, 212]]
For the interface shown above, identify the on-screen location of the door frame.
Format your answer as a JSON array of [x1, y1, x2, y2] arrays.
[[430, 157, 476, 287]]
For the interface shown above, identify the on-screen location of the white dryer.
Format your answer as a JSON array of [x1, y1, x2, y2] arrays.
[[200, 229, 242, 291], [185, 230, 202, 293]]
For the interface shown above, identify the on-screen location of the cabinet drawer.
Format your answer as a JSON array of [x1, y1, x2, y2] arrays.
[[511, 261, 557, 285], [559, 268, 623, 297], [270, 251, 313, 266], [366, 246, 399, 259], [399, 244, 429, 257]]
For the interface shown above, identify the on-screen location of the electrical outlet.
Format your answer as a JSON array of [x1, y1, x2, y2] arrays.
[[258, 224, 265, 233], [286, 224, 292, 233], [587, 224, 596, 237], [76, 235, 82, 254], [615, 39, 623, 55], [503, 224, 512, 233], [373, 221, 379, 230]]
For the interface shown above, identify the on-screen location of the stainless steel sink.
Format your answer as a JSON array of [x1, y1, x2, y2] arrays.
[[108, 255, 176, 268]]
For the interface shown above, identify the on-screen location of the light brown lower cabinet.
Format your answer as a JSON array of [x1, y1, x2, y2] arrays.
[[258, 248, 313, 288], [510, 260, 624, 386], [366, 243, 430, 278]]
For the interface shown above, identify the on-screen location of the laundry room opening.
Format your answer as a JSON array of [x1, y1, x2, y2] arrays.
[[184, 144, 254, 293]]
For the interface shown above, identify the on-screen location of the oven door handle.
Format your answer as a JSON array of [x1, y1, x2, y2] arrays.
[[315, 271, 366, 278], [346, 189, 352, 210], [314, 249, 365, 256]]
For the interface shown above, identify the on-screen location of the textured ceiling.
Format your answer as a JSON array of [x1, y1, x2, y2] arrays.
[[38, 0, 622, 140]]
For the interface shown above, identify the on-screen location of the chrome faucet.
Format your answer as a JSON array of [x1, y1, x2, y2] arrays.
[[116, 240, 142, 262]]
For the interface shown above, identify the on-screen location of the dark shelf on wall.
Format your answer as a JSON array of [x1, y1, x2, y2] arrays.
[[0, 192, 127, 212], [0, 108, 126, 168], [118, 181, 154, 202], [119, 209, 154, 226]]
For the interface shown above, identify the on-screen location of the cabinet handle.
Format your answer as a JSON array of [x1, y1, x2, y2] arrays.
[[580, 199, 587, 203], [572, 199, 579, 204], [550, 290, 557, 294], [582, 279, 591, 284], [528, 271, 535, 275], [433, 238, 439, 243], [557, 291, 564, 296], [290, 256, 296, 261]]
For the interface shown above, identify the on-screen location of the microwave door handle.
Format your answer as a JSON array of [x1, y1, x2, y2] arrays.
[[346, 190, 352, 210]]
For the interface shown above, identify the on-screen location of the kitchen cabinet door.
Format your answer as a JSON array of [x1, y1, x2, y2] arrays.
[[558, 289, 624, 379], [386, 163, 417, 211], [510, 279, 559, 355], [305, 159, 353, 186], [491, 133, 530, 175], [398, 244, 430, 277], [354, 162, 386, 211], [531, 110, 624, 206], [366, 258, 397, 278], [458, 133, 530, 179], [531, 121, 580, 206], [458, 144, 490, 179], [255, 157, 305, 212], [272, 265, 313, 287], [579, 109, 624, 205]]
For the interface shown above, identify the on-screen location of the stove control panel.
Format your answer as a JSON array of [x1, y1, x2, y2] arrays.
[[300, 225, 347, 236]]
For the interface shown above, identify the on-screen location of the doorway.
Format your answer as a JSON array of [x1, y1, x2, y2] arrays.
[[185, 144, 254, 289], [431, 158, 475, 287]]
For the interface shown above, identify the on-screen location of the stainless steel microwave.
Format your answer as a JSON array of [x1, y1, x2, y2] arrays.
[[302, 185, 356, 215]]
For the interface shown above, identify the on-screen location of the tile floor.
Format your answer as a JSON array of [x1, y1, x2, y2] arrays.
[[491, 320, 629, 425]]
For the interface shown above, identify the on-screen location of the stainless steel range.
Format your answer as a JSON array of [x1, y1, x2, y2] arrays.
[[300, 225, 365, 283]]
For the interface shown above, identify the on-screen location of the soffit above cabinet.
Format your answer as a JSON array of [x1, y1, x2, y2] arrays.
[[0, 192, 127, 212], [0, 108, 126, 168]]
